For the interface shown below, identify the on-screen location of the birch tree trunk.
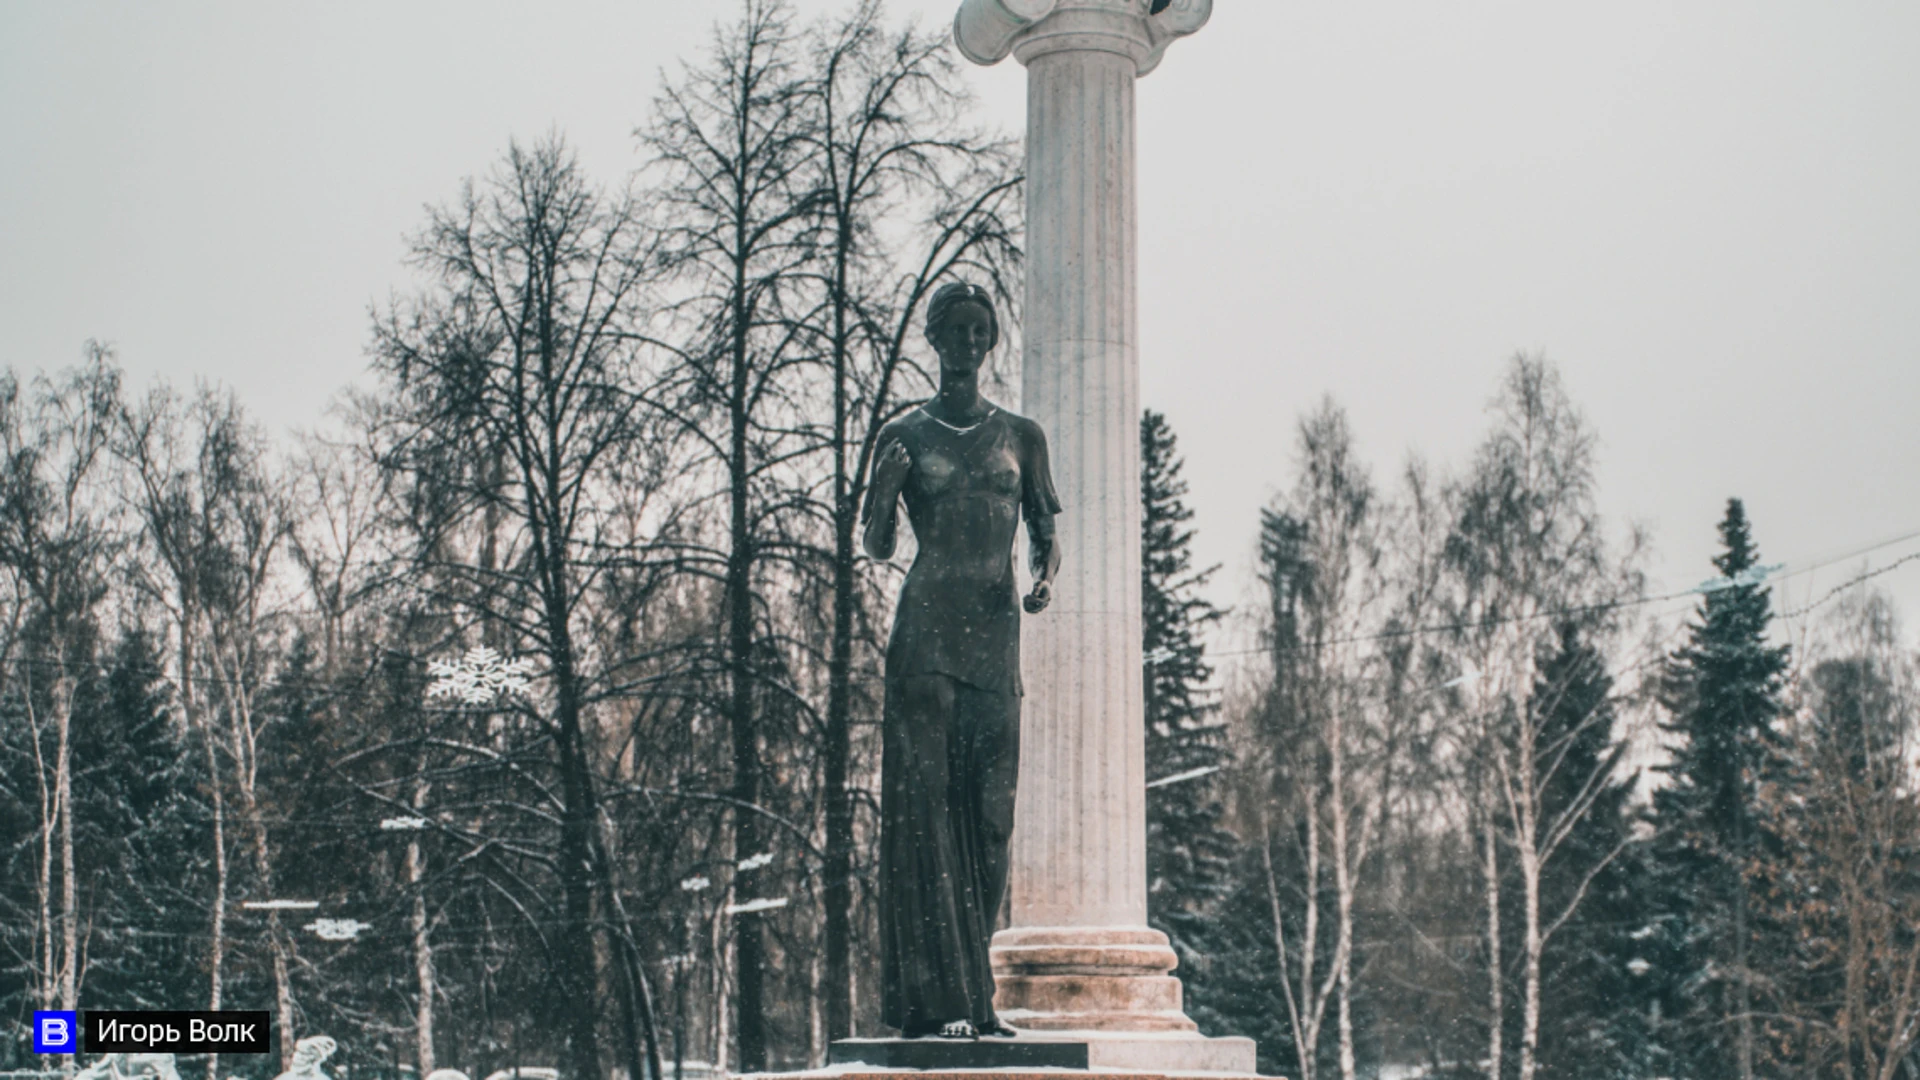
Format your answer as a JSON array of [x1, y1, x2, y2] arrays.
[[713, 898, 732, 1075], [1263, 812, 1317, 1080], [1482, 807, 1502, 1080], [1300, 789, 1322, 1080], [217, 643, 295, 1072], [409, 780, 436, 1075], [203, 717, 226, 1080], [24, 665, 80, 1061], [1513, 670, 1542, 1080], [1330, 699, 1358, 1080], [239, 750, 295, 1071], [32, 691, 54, 1011], [54, 671, 78, 1013], [1520, 843, 1541, 1080]]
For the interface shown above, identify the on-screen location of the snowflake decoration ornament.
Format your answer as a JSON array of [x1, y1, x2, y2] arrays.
[[306, 918, 373, 941], [1694, 562, 1785, 595], [427, 646, 535, 705]]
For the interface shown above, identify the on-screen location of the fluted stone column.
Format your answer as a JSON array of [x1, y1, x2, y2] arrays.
[[953, 2, 1254, 1072]]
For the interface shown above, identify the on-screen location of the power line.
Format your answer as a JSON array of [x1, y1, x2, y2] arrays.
[[1776, 550, 1920, 621], [0, 526, 1914, 686], [1202, 527, 1920, 661]]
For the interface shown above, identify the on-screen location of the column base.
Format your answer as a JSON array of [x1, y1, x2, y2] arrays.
[[990, 926, 1192, 1032], [989, 926, 1258, 1073]]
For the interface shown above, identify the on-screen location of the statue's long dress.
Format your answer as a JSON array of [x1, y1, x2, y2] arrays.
[[865, 406, 1060, 1036]]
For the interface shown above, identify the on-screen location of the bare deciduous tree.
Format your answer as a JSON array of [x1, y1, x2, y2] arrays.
[[1440, 354, 1642, 1080], [372, 134, 669, 1080], [0, 350, 121, 1038], [1248, 399, 1395, 1080], [796, 0, 1021, 1041], [117, 382, 300, 1070], [1757, 591, 1920, 1080], [641, 3, 820, 1067]]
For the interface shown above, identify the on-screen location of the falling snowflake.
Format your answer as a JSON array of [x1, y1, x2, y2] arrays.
[[679, 875, 711, 893], [242, 899, 319, 911], [725, 897, 789, 916], [427, 647, 535, 705], [1627, 958, 1651, 976], [737, 852, 774, 872], [306, 918, 373, 941], [380, 816, 430, 831]]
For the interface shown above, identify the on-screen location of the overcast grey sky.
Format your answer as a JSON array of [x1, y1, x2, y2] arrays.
[[4, 1, 1917, 648]]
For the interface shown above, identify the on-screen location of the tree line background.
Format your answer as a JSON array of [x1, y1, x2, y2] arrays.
[[4, 3, 1918, 1080]]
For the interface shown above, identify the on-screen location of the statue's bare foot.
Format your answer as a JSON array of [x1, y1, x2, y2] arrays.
[[984, 1019, 1019, 1038], [938, 1020, 978, 1040]]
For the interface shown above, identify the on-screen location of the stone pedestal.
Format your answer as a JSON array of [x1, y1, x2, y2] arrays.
[[830, 1037, 1087, 1070], [770, 1071, 1258, 1080], [951, 2, 1251, 1075], [828, 1033, 1259, 1075]]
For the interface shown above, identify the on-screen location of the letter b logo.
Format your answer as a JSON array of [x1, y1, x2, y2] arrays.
[[34, 1011, 77, 1053]]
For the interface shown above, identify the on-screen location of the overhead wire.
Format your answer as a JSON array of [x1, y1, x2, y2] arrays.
[[0, 527, 1911, 686], [1199, 525, 1920, 661]]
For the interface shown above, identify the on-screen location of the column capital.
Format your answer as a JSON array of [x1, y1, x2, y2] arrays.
[[953, 0, 1210, 76]]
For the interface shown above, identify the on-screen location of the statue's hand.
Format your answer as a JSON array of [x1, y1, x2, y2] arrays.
[[1022, 580, 1051, 614], [874, 439, 912, 497]]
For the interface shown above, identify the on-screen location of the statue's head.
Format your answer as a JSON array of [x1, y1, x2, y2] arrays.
[[291, 1037, 337, 1070], [925, 281, 998, 377]]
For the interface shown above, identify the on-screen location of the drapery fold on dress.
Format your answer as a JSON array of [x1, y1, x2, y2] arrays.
[[865, 407, 1059, 1035], [879, 674, 1018, 1034]]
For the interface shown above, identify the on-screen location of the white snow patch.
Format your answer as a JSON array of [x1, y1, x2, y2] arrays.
[[725, 897, 789, 915]]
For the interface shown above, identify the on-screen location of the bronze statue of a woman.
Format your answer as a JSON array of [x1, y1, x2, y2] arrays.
[[861, 281, 1061, 1040]]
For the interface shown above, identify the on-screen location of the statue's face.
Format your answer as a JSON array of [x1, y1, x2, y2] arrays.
[[292, 1046, 319, 1069], [930, 300, 994, 377]]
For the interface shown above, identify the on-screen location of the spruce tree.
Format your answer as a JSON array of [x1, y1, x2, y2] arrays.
[[70, 629, 211, 1013], [1522, 622, 1651, 1079], [1140, 410, 1235, 964], [1646, 498, 1791, 1080]]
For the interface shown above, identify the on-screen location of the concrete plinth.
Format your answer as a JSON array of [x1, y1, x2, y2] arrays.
[[829, 1038, 1087, 1070], [1078, 1032, 1261, 1074], [760, 1054, 1277, 1080]]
